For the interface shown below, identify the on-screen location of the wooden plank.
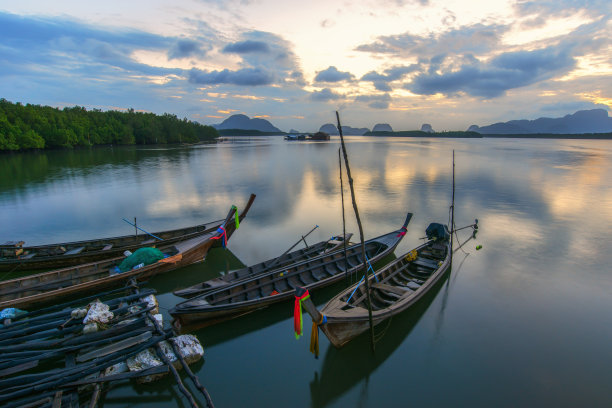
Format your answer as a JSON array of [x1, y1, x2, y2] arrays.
[[413, 257, 439, 269], [63, 247, 85, 255], [61, 365, 169, 387], [0, 360, 38, 377], [76, 331, 152, 362], [371, 282, 409, 296]]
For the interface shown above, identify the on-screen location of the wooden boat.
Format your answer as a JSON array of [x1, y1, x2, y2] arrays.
[[0, 195, 255, 310], [170, 212, 413, 330], [173, 233, 353, 298], [309, 131, 330, 140], [310, 267, 452, 407], [0, 194, 256, 273], [298, 222, 452, 348]]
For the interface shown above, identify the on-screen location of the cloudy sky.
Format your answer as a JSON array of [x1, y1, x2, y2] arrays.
[[1, 0, 611, 132]]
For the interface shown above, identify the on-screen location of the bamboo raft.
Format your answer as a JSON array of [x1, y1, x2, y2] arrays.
[[0, 194, 254, 273], [0, 195, 255, 310], [170, 212, 413, 330], [0, 283, 212, 408], [173, 233, 353, 298]]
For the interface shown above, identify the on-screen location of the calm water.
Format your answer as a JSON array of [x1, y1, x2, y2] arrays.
[[1, 136, 611, 407]]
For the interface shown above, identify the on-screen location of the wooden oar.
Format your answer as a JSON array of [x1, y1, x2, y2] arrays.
[[122, 218, 164, 241], [267, 225, 319, 269]]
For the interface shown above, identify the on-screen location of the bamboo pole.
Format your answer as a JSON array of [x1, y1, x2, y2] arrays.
[[130, 279, 214, 408], [338, 148, 349, 286], [335, 111, 375, 353], [451, 150, 455, 263]]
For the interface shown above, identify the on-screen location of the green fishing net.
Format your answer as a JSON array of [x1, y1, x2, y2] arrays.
[[117, 247, 165, 272]]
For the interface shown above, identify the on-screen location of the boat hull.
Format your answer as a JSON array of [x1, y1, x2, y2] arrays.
[[0, 194, 256, 272], [0, 195, 255, 310], [315, 238, 452, 348], [173, 233, 353, 298], [171, 212, 413, 331]]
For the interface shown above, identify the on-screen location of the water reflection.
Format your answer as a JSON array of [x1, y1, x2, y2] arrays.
[[309, 268, 452, 408], [2, 137, 612, 408]]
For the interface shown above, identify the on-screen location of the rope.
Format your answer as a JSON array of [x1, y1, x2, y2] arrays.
[[373, 316, 393, 344]]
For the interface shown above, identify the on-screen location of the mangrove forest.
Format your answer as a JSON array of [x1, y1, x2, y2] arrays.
[[0, 99, 219, 151]]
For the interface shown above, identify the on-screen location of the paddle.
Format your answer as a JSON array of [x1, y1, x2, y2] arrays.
[[122, 218, 164, 241], [267, 225, 319, 269]]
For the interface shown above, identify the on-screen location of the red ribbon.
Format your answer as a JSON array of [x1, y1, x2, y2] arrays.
[[294, 290, 310, 339], [211, 226, 227, 247]]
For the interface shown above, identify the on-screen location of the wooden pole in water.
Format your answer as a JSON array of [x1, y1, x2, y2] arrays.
[[335, 111, 376, 353], [338, 148, 349, 286], [451, 150, 455, 263]]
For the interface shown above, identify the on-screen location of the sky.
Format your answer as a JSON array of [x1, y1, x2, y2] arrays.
[[1, 0, 611, 132]]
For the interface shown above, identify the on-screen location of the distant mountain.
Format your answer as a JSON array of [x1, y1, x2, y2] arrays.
[[319, 124, 370, 135], [470, 109, 612, 134], [212, 114, 282, 133], [372, 123, 393, 132], [420, 124, 434, 133]]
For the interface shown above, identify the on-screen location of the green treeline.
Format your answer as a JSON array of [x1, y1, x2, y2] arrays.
[[0, 98, 219, 151]]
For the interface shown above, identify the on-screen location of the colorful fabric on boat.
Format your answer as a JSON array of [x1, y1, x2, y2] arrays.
[[232, 205, 239, 229], [405, 250, 418, 261], [309, 314, 327, 358], [211, 226, 227, 247], [294, 290, 310, 339]]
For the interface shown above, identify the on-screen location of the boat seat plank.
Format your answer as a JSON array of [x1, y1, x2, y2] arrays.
[[21, 253, 37, 260], [371, 282, 409, 296], [413, 257, 438, 269], [405, 281, 422, 291], [142, 239, 156, 245], [102, 244, 113, 251], [63, 247, 85, 256]]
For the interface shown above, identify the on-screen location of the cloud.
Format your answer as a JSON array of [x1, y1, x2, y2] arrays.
[[222, 40, 270, 54], [407, 46, 576, 98], [310, 88, 341, 102], [0, 12, 183, 79], [314, 66, 355, 83], [168, 39, 210, 60], [188, 67, 275, 86], [355, 23, 507, 58], [320, 19, 335, 28], [514, 0, 612, 19], [216, 31, 304, 85], [355, 93, 391, 109], [361, 64, 419, 91]]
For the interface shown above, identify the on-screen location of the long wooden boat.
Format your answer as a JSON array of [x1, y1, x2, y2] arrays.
[[170, 212, 413, 330], [0, 194, 256, 273], [299, 222, 452, 348], [173, 233, 353, 298], [0, 195, 255, 310]]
